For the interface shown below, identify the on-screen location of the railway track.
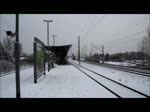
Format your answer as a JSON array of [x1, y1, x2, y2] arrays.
[[69, 60, 149, 98], [83, 60, 150, 77]]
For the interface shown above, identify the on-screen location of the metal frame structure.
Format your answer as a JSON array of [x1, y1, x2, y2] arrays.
[[34, 37, 46, 83]]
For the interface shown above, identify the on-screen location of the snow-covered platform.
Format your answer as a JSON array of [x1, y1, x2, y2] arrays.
[[0, 64, 117, 98]]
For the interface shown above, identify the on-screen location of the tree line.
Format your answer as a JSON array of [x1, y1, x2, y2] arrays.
[[105, 51, 149, 62]]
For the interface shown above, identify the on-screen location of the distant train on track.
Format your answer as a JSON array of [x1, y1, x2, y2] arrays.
[[85, 57, 100, 62], [71, 53, 104, 63], [85, 53, 124, 63], [85, 54, 104, 63]]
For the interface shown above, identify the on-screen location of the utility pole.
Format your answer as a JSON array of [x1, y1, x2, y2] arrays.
[[89, 45, 91, 58], [82, 46, 85, 59], [15, 14, 20, 98], [51, 34, 56, 64], [82, 46, 87, 60], [78, 36, 80, 65], [85, 46, 87, 59], [43, 20, 53, 71], [81, 47, 83, 59], [102, 45, 104, 64], [91, 43, 93, 57], [143, 40, 145, 66]]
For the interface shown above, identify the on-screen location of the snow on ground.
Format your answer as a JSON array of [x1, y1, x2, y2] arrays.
[[70, 59, 150, 96], [105, 61, 136, 66], [72, 63, 145, 98], [0, 64, 117, 98]]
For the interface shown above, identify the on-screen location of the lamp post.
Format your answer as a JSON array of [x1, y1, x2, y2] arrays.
[[43, 20, 53, 71], [51, 34, 56, 63]]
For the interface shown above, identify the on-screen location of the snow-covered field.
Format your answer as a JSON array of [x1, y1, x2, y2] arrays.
[[105, 61, 136, 66], [0, 64, 117, 98], [70, 59, 150, 97]]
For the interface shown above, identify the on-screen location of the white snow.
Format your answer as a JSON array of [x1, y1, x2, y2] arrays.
[[20, 57, 27, 60], [105, 61, 136, 66], [0, 64, 116, 98], [71, 63, 145, 98], [1, 59, 149, 98], [70, 59, 150, 97]]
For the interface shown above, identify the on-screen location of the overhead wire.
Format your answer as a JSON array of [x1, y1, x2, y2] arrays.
[[79, 15, 91, 37], [78, 15, 148, 56], [106, 37, 145, 49], [91, 29, 146, 54], [103, 30, 147, 49], [100, 29, 147, 46], [73, 15, 95, 51], [82, 15, 105, 42], [81, 15, 97, 41]]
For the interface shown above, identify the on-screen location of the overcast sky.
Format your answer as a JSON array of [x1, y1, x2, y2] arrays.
[[0, 14, 149, 56]]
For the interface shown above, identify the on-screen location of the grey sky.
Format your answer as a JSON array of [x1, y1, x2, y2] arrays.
[[0, 14, 149, 56]]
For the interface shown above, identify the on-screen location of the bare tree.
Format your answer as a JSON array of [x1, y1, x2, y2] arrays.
[[0, 36, 23, 62], [137, 27, 150, 69], [0, 36, 15, 62], [137, 38, 145, 66], [147, 27, 150, 69]]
